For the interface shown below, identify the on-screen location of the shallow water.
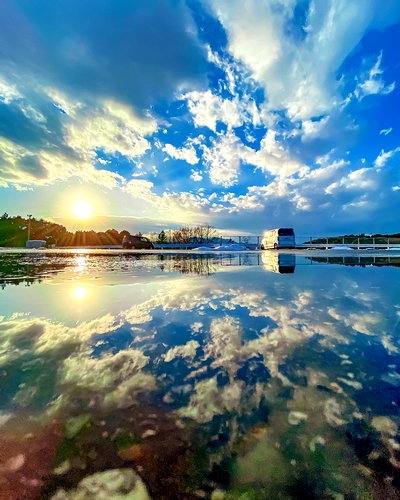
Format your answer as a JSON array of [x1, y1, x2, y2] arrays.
[[1, 250, 400, 499]]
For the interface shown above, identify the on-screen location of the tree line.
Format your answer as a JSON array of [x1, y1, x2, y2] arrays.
[[147, 225, 218, 244], [0, 214, 219, 247], [309, 232, 400, 244], [0, 214, 131, 247]]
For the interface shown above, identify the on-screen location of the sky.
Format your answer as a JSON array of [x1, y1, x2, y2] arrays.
[[0, 0, 399, 237]]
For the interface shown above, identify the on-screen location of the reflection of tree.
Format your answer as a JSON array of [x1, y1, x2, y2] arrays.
[[0, 254, 65, 286], [308, 256, 400, 267], [169, 255, 218, 276], [0, 252, 221, 286]]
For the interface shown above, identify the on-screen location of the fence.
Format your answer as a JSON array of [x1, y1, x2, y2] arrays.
[[296, 236, 400, 246], [151, 234, 400, 249]]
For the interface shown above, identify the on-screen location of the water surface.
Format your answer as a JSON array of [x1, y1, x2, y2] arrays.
[[1, 250, 400, 499]]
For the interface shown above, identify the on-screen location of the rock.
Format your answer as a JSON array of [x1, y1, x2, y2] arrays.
[[50, 468, 152, 499], [141, 429, 157, 439], [119, 444, 145, 462], [0, 453, 25, 472], [53, 460, 71, 475], [64, 415, 92, 439], [211, 490, 226, 500]]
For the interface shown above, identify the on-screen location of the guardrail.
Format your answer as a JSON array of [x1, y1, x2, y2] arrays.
[[153, 236, 400, 250], [296, 236, 400, 246], [55, 236, 400, 250]]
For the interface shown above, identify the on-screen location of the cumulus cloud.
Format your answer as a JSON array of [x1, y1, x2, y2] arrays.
[[184, 90, 243, 131], [301, 116, 329, 140], [162, 143, 199, 165], [202, 131, 245, 186], [190, 169, 203, 181], [251, 130, 306, 177], [202, 129, 306, 188], [0, 78, 162, 187], [205, 153, 400, 234]]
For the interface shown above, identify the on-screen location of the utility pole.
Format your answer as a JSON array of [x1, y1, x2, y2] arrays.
[[27, 214, 32, 241]]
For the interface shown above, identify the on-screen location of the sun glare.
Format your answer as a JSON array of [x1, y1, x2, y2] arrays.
[[72, 200, 92, 219], [74, 286, 87, 300]]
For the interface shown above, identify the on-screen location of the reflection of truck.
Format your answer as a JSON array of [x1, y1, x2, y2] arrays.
[[122, 234, 154, 249], [261, 228, 296, 249], [261, 252, 296, 273], [26, 240, 46, 249]]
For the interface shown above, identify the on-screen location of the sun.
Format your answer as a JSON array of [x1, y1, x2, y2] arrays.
[[72, 200, 92, 219]]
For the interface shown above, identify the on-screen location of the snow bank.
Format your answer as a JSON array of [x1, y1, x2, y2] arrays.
[[329, 246, 354, 251], [193, 244, 247, 251]]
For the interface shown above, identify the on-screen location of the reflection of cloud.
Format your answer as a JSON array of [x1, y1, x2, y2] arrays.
[[205, 317, 242, 373], [164, 340, 200, 363], [2, 263, 399, 433], [178, 377, 243, 423], [60, 349, 154, 409], [34, 314, 119, 352]]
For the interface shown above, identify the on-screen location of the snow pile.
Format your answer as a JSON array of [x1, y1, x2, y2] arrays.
[[329, 246, 354, 251], [193, 244, 247, 251]]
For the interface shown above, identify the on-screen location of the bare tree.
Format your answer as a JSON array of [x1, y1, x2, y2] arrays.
[[173, 226, 192, 243], [191, 224, 218, 244]]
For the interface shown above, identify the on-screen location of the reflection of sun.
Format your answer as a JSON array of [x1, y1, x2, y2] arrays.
[[74, 286, 87, 300], [74, 256, 87, 274], [72, 200, 92, 218]]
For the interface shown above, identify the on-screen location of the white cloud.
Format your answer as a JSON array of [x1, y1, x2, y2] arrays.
[[65, 99, 156, 160], [205, 0, 400, 120], [0, 76, 23, 104], [190, 169, 203, 181], [251, 130, 306, 177], [162, 143, 199, 165], [325, 167, 377, 193], [354, 52, 396, 100], [202, 131, 244, 187], [205, 154, 395, 227], [123, 179, 211, 223], [379, 127, 392, 136], [0, 85, 157, 188], [301, 116, 329, 140], [374, 147, 400, 168], [202, 129, 307, 189], [184, 90, 242, 131]]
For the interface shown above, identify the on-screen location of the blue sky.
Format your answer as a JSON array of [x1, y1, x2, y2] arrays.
[[0, 0, 399, 236]]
